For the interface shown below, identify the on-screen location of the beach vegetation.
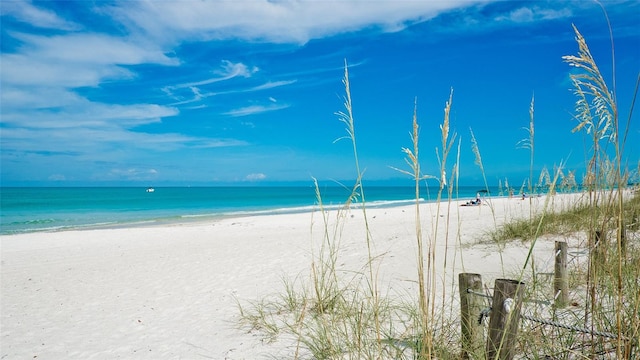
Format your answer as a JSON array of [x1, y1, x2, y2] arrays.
[[237, 21, 639, 359]]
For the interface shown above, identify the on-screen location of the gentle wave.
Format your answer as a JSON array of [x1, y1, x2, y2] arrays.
[[1, 221, 119, 235], [9, 218, 58, 226], [180, 198, 426, 219]]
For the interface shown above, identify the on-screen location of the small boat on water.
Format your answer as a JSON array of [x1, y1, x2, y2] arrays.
[[146, 187, 155, 193]]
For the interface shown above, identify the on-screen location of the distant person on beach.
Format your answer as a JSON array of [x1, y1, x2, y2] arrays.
[[462, 193, 481, 206]]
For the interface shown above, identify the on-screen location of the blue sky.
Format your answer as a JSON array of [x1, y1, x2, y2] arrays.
[[1, 0, 638, 187]]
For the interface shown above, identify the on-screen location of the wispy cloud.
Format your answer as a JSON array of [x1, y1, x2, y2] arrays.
[[14, 32, 177, 65], [1, 99, 178, 129], [413, 1, 576, 40], [223, 104, 290, 117], [2, 52, 133, 89], [107, 168, 159, 181], [1, 0, 80, 30], [168, 60, 258, 90], [2, 32, 177, 90], [114, 0, 489, 44], [495, 6, 572, 23], [174, 78, 296, 98], [244, 173, 267, 182], [161, 60, 266, 107], [250, 80, 297, 91], [1, 125, 247, 168], [191, 138, 249, 149]]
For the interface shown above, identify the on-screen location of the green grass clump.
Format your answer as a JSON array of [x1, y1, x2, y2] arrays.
[[489, 195, 640, 244], [489, 202, 589, 243]]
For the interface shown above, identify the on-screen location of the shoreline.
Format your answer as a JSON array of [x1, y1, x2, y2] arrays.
[[1, 192, 556, 236]]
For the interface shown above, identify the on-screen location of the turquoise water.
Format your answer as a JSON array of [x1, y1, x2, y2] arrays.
[[0, 186, 493, 234]]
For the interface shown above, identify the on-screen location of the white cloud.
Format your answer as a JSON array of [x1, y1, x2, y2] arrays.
[[1, 97, 178, 129], [107, 168, 159, 181], [0, 32, 180, 131], [0, 87, 85, 111], [167, 60, 258, 91], [191, 138, 249, 148], [217, 60, 258, 78], [1, 53, 134, 88], [504, 7, 535, 23], [496, 6, 572, 23], [1, 0, 80, 30], [114, 0, 489, 44], [12, 32, 177, 66], [251, 80, 298, 91], [537, 8, 572, 20], [1, 31, 178, 90], [245, 173, 267, 181], [161, 60, 266, 107], [0, 124, 247, 170], [165, 79, 297, 106], [223, 104, 290, 117]]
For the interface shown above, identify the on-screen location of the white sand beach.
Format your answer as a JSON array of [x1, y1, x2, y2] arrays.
[[1, 194, 588, 359]]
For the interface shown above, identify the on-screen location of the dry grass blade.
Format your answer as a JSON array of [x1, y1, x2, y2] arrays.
[[469, 128, 483, 173], [516, 95, 536, 194], [469, 128, 490, 196]]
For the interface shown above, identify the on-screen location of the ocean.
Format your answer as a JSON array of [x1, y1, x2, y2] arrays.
[[0, 186, 496, 235]]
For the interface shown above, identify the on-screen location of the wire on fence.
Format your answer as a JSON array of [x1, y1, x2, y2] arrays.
[[466, 288, 492, 299], [520, 313, 623, 340], [524, 298, 551, 307], [466, 288, 551, 307], [466, 288, 623, 340], [538, 249, 562, 274], [568, 249, 589, 265]]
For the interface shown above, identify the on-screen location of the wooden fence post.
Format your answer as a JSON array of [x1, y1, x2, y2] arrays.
[[486, 279, 525, 360], [459, 273, 484, 359], [554, 241, 568, 308]]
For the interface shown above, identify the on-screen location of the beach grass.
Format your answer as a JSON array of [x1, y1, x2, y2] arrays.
[[237, 23, 639, 359]]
